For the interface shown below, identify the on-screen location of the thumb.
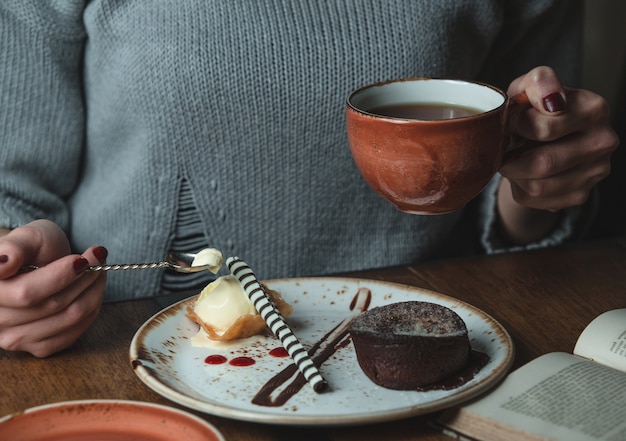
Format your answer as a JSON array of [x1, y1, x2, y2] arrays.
[[507, 66, 567, 114], [0, 220, 71, 276]]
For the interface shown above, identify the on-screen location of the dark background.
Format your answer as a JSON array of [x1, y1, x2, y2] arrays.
[[581, 0, 625, 239]]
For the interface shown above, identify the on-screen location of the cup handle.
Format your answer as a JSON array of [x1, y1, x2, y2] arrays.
[[502, 91, 540, 163]]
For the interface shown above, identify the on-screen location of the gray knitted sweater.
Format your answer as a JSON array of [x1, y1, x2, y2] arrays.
[[0, 0, 583, 300]]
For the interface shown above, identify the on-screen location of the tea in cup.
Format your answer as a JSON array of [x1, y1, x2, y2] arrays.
[[345, 78, 528, 214]]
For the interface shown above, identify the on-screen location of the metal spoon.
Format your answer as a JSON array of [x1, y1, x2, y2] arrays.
[[19, 251, 219, 274], [89, 251, 214, 273]]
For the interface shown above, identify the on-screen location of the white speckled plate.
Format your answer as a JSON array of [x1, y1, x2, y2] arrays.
[[130, 277, 514, 426]]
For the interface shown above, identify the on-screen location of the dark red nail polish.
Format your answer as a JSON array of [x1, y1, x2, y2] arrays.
[[73, 257, 90, 274], [93, 246, 108, 264], [542, 92, 565, 113], [0, 255, 8, 263]]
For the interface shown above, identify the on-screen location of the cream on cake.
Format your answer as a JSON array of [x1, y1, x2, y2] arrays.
[[191, 248, 223, 273], [186, 274, 292, 342]]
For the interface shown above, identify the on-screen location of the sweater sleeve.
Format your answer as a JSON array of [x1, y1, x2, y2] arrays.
[[0, 1, 87, 231], [478, 176, 586, 254], [474, 0, 589, 253]]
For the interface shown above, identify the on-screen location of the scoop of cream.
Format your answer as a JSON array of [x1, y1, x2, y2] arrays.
[[191, 248, 223, 273], [192, 275, 256, 335]]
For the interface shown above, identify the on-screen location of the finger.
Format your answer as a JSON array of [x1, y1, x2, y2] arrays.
[[26, 310, 99, 358], [507, 66, 567, 115], [83, 245, 109, 267], [0, 253, 98, 308], [501, 124, 617, 181], [506, 156, 609, 211], [0, 230, 42, 279], [0, 220, 71, 278], [509, 181, 591, 212], [0, 242, 108, 308], [0, 264, 106, 326], [0, 284, 104, 358], [512, 89, 612, 142]]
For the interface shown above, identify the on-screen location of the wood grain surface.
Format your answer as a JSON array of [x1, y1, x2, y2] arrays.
[[1, 238, 624, 440]]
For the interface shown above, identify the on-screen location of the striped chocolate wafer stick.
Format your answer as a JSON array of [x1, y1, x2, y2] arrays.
[[226, 257, 329, 393]]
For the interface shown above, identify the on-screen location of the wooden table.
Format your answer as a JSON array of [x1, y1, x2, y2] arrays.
[[2, 238, 625, 440]]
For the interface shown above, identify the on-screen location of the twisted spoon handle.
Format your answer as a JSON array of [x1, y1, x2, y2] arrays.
[[89, 262, 170, 271]]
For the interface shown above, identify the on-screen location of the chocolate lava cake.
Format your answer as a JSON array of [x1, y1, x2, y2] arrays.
[[349, 301, 470, 390]]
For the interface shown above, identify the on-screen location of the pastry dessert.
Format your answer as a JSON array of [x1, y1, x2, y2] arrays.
[[186, 275, 292, 341], [349, 301, 470, 390]]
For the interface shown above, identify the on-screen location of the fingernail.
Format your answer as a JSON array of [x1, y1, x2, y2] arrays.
[[93, 246, 108, 264], [73, 257, 90, 274], [0, 255, 8, 263], [542, 92, 565, 113]]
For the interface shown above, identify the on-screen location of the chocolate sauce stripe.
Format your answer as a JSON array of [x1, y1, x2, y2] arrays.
[[252, 287, 372, 406], [252, 317, 355, 406]]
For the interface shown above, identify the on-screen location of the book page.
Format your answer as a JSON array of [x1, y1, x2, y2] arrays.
[[574, 309, 626, 372], [439, 352, 626, 441]]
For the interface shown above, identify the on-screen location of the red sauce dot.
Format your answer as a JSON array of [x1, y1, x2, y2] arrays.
[[269, 347, 289, 358], [204, 354, 228, 365], [229, 356, 256, 367]]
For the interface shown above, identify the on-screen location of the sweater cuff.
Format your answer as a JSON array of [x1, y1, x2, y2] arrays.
[[479, 176, 584, 254]]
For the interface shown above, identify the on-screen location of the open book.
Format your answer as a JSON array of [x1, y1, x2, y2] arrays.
[[437, 309, 626, 441]]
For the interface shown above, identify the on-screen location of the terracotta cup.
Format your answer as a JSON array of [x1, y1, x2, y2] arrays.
[[346, 78, 529, 214]]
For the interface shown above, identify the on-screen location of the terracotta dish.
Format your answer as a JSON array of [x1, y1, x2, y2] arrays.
[[0, 400, 225, 441]]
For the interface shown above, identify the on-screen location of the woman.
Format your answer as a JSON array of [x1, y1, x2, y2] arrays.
[[0, 0, 618, 356]]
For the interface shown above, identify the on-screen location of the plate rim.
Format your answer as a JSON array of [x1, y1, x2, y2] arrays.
[[0, 399, 226, 440], [130, 276, 515, 426]]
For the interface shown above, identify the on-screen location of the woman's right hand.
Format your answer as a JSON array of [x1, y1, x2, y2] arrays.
[[0, 220, 107, 357]]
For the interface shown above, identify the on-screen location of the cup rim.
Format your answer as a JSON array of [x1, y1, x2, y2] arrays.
[[346, 77, 508, 122]]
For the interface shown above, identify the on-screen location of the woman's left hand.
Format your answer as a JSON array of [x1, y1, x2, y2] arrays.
[[497, 66, 619, 244]]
